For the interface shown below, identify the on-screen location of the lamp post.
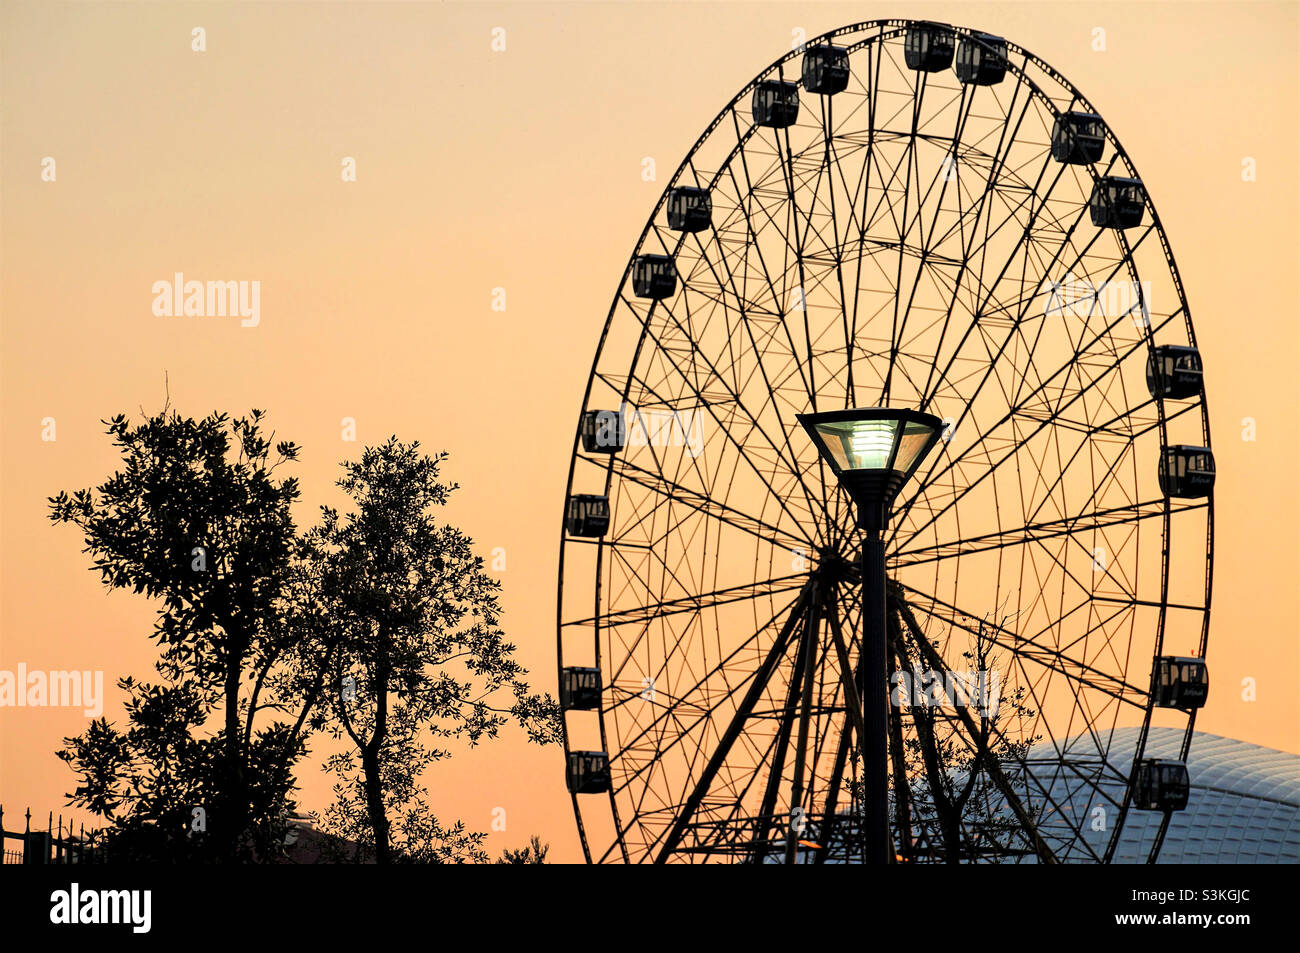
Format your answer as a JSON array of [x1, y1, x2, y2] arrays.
[[797, 407, 944, 864]]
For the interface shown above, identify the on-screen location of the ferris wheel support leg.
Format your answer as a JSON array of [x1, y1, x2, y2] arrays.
[[893, 598, 1059, 864], [862, 529, 892, 865], [654, 585, 813, 864]]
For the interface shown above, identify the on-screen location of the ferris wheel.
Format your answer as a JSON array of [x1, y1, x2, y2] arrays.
[[556, 20, 1213, 863]]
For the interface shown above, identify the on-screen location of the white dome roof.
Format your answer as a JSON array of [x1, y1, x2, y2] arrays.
[[1030, 727, 1300, 863]]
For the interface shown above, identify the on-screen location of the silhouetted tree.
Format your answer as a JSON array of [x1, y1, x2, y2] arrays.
[[305, 439, 561, 863], [50, 409, 327, 860], [496, 835, 550, 864]]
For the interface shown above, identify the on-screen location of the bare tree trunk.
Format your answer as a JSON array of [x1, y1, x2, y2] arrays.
[[361, 743, 390, 864], [223, 642, 246, 862], [363, 638, 391, 863]]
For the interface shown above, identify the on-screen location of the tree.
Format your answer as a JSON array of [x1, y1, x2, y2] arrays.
[[306, 439, 560, 863], [50, 408, 326, 860], [496, 835, 550, 864]]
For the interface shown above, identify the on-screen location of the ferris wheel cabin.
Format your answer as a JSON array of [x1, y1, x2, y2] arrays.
[[566, 751, 612, 794], [752, 79, 800, 128], [802, 44, 851, 94], [632, 254, 677, 299], [904, 21, 955, 72], [666, 186, 712, 233], [1134, 759, 1191, 811], [1051, 111, 1106, 165], [955, 32, 1008, 86], [1152, 656, 1210, 710], [581, 409, 625, 453], [1158, 446, 1215, 498], [560, 666, 602, 711], [1146, 345, 1203, 400], [566, 494, 611, 537], [1090, 176, 1146, 229]]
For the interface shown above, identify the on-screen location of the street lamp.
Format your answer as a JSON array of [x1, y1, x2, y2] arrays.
[[797, 407, 944, 864]]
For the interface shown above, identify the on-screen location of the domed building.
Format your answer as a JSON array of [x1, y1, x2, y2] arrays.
[[764, 728, 1300, 863], [1034, 727, 1300, 863]]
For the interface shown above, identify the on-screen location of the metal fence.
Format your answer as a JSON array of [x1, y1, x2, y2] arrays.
[[0, 805, 104, 864]]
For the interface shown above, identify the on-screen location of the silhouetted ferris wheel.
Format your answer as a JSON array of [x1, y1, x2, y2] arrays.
[[557, 20, 1213, 863]]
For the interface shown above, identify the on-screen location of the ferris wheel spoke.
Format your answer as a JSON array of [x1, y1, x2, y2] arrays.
[[815, 82, 868, 409], [1032, 751, 1132, 809], [1026, 766, 1127, 865], [888, 58, 1038, 408], [668, 134, 810, 447], [893, 298, 1159, 542], [950, 204, 1156, 430], [915, 85, 1049, 406], [894, 583, 1146, 709], [843, 41, 891, 403], [600, 564, 787, 694], [932, 406, 1149, 564], [911, 150, 1073, 416], [571, 573, 807, 631], [879, 57, 934, 405], [917, 174, 1073, 405], [602, 556, 755, 704], [1017, 536, 1146, 664], [645, 163, 841, 524], [804, 107, 891, 406], [724, 113, 819, 402], [894, 333, 1201, 545], [1014, 408, 1148, 540], [712, 158, 842, 525], [715, 155, 791, 332], [893, 497, 1175, 568], [921, 102, 1098, 372], [667, 229, 836, 527], [600, 583, 808, 776], [771, 76, 821, 416], [609, 453, 811, 552], [927, 190, 1096, 415], [887, 77, 978, 319], [617, 311, 826, 544]]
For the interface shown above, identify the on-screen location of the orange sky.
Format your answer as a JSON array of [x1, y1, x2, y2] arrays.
[[2, 1, 1297, 863]]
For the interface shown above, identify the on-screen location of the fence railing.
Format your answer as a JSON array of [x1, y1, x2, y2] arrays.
[[0, 805, 104, 864]]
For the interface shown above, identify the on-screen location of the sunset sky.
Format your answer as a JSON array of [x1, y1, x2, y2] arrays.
[[2, 1, 1297, 863]]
